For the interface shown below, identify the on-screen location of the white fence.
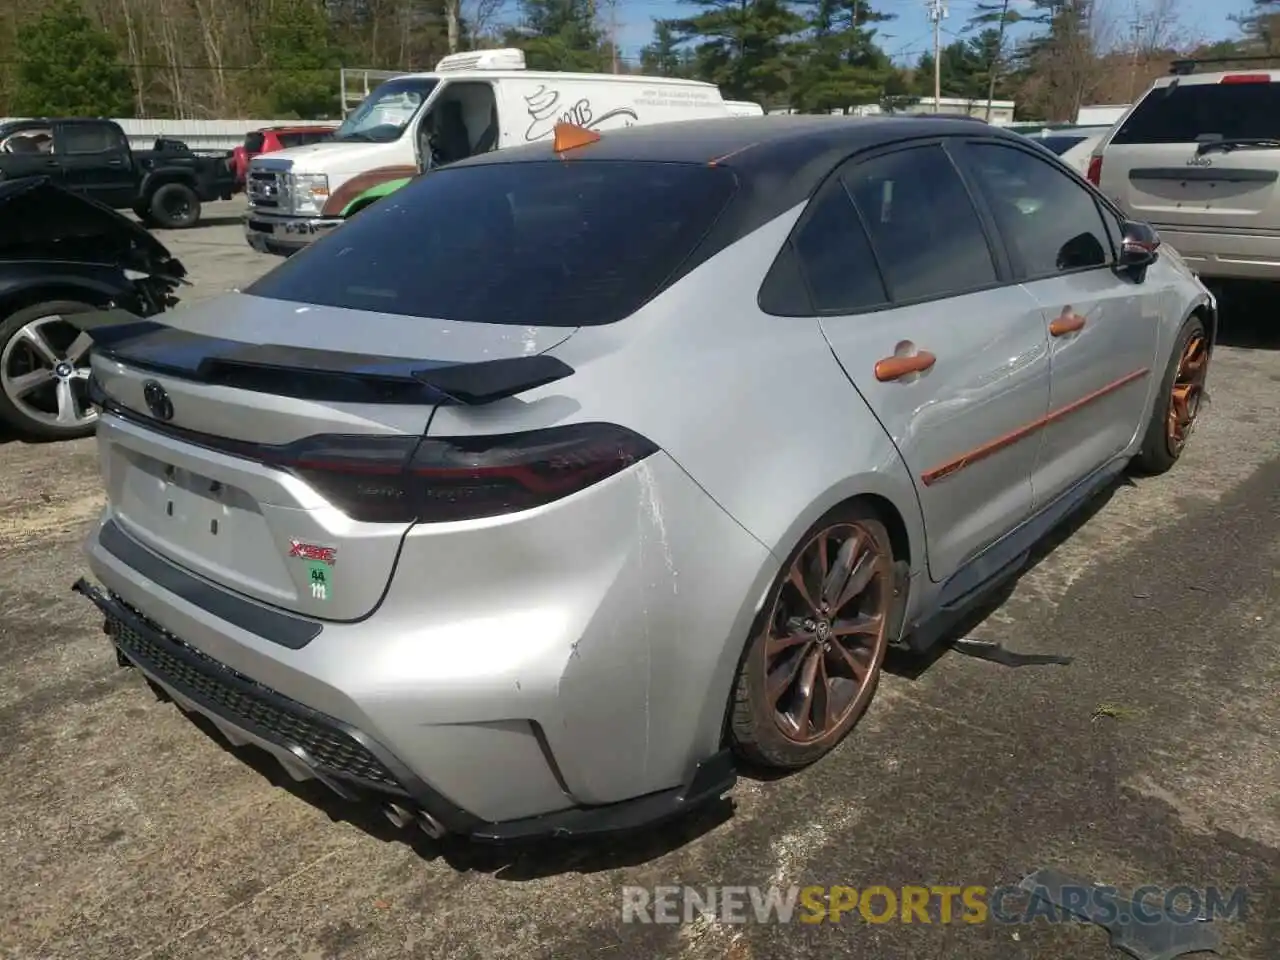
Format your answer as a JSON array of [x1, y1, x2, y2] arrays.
[[0, 118, 340, 152]]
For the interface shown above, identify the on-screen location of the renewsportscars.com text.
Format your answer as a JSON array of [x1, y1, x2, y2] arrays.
[[621, 884, 1249, 925]]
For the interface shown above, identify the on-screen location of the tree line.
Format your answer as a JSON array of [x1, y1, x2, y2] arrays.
[[0, 0, 1276, 123]]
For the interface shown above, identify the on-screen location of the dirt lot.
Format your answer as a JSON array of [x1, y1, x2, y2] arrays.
[[2, 201, 1279, 960]]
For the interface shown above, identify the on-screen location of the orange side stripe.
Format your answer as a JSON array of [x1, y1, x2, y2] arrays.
[[920, 367, 1150, 486]]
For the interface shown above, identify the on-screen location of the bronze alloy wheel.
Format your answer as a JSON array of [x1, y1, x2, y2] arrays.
[[1166, 329, 1209, 455], [763, 521, 892, 746]]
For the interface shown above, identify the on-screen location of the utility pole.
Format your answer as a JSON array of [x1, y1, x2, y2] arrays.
[[611, 0, 620, 74], [1128, 3, 1146, 101], [927, 0, 948, 111]]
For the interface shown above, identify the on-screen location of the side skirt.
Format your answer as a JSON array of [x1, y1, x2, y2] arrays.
[[900, 456, 1130, 652]]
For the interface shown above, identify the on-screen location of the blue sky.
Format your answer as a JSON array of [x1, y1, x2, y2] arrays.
[[613, 0, 1252, 65]]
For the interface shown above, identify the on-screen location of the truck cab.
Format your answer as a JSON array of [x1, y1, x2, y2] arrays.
[[244, 48, 732, 256]]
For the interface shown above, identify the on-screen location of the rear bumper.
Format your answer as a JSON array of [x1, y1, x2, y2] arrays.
[[244, 210, 342, 256], [73, 575, 736, 842], [1154, 226, 1280, 282], [77, 446, 769, 836]]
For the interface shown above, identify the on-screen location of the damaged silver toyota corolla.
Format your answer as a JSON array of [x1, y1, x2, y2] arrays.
[[0, 176, 185, 441]]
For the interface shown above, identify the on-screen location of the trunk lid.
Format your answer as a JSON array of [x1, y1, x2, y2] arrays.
[[86, 292, 576, 621], [1101, 142, 1280, 230]]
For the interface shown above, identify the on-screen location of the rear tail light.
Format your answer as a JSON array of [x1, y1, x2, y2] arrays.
[[1220, 74, 1271, 84], [1086, 155, 1103, 186], [269, 423, 659, 524]]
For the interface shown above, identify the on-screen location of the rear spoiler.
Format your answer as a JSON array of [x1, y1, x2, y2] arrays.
[[67, 309, 575, 406]]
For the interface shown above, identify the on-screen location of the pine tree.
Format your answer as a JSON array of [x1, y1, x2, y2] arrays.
[[640, 21, 693, 76], [506, 0, 609, 72], [11, 0, 134, 117], [967, 0, 1021, 119], [790, 0, 896, 112], [667, 0, 807, 104]]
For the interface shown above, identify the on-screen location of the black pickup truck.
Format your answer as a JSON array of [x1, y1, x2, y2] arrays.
[[0, 118, 238, 229]]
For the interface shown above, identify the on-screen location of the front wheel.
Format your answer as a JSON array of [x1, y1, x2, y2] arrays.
[[0, 300, 100, 441], [1132, 315, 1209, 475], [728, 503, 895, 769]]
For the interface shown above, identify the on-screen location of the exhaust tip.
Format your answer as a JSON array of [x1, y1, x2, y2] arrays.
[[418, 811, 446, 839], [383, 803, 414, 829]]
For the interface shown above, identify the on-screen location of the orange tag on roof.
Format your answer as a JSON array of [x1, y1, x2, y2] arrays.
[[553, 122, 601, 154]]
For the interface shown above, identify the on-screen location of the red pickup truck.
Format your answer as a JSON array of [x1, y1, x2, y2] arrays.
[[230, 125, 337, 185]]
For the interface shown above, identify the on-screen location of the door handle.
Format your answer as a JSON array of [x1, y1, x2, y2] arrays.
[[875, 350, 936, 382], [1049, 311, 1086, 336], [106, 158, 124, 166]]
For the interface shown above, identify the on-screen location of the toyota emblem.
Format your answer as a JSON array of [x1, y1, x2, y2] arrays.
[[142, 380, 174, 421]]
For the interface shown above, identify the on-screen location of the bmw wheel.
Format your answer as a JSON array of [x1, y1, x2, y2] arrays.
[[0, 301, 99, 441]]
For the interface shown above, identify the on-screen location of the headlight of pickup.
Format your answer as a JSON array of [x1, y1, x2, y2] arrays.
[[289, 173, 329, 215]]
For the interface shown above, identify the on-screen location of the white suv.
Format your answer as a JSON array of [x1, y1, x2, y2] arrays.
[[1088, 57, 1280, 282]]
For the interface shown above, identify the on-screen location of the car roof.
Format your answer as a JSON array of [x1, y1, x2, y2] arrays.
[[0, 118, 113, 128], [448, 114, 1028, 222], [456, 113, 1021, 174], [433, 114, 1038, 275], [1150, 69, 1280, 88]]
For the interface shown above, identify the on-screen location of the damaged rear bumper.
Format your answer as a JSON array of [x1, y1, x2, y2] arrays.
[[72, 577, 736, 842]]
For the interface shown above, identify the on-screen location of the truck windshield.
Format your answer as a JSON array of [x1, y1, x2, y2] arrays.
[[334, 78, 439, 143]]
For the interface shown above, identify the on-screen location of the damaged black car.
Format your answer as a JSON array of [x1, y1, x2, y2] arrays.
[[0, 176, 185, 441]]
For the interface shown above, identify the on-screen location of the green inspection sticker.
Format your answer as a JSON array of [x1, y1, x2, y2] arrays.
[[307, 562, 332, 601]]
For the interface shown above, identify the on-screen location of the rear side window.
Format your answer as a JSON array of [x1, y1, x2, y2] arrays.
[[246, 132, 265, 153], [1112, 81, 1280, 144], [790, 182, 887, 313], [247, 161, 737, 326], [843, 144, 998, 302]]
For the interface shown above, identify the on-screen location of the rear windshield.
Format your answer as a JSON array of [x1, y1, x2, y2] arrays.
[[247, 160, 738, 326], [246, 132, 265, 153], [1111, 81, 1280, 144]]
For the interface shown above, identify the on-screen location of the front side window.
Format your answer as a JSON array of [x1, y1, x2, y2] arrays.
[[843, 144, 998, 303], [333, 78, 439, 143], [248, 160, 737, 327], [963, 142, 1110, 278]]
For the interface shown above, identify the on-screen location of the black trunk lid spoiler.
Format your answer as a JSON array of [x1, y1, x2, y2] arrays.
[[69, 309, 574, 406]]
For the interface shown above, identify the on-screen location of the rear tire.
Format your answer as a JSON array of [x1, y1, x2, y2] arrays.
[[149, 182, 201, 229], [1132, 315, 1209, 475], [729, 502, 895, 770], [0, 300, 100, 441]]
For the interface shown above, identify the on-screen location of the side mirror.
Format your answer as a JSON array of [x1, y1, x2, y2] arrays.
[[1117, 219, 1161, 272]]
